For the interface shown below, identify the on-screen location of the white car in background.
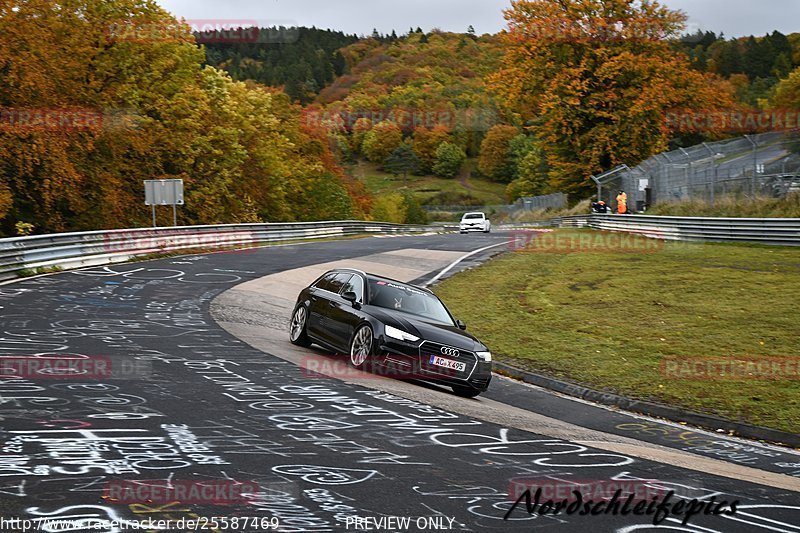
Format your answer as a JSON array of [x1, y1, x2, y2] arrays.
[[459, 212, 491, 234]]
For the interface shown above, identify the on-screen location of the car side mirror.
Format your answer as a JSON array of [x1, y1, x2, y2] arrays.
[[457, 320, 467, 331], [342, 291, 360, 307]]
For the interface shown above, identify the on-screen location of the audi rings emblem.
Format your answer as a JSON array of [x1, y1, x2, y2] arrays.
[[441, 346, 459, 358]]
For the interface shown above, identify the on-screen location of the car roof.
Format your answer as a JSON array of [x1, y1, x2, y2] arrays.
[[328, 268, 434, 294]]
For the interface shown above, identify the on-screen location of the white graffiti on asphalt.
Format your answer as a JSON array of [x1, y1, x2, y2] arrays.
[[272, 465, 379, 485]]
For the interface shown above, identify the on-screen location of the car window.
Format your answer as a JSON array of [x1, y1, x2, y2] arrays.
[[329, 273, 353, 295], [313, 273, 338, 292], [464, 214, 484, 220], [342, 275, 365, 303]]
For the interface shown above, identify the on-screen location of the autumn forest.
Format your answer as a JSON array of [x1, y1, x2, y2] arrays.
[[3, 0, 800, 235]]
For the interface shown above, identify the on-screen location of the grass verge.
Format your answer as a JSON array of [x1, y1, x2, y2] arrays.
[[351, 160, 508, 206], [646, 193, 800, 218], [434, 229, 800, 434]]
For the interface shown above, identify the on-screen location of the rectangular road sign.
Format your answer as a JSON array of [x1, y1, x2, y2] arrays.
[[145, 179, 184, 206]]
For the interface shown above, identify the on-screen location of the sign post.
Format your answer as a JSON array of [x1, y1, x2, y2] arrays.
[[144, 179, 184, 228]]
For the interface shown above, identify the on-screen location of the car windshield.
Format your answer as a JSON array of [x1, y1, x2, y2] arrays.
[[464, 214, 484, 220], [367, 279, 455, 325]]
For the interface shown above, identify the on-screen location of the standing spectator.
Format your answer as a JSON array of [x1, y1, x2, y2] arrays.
[[616, 191, 628, 214]]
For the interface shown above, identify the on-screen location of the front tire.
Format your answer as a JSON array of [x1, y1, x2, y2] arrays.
[[452, 384, 481, 398], [289, 304, 312, 347], [349, 325, 374, 370]]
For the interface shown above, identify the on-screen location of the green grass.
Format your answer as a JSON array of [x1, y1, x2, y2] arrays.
[[352, 160, 509, 205], [435, 229, 800, 435], [647, 193, 800, 218], [16, 265, 63, 278]]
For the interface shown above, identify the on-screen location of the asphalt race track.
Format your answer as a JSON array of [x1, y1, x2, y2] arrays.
[[0, 232, 798, 532]]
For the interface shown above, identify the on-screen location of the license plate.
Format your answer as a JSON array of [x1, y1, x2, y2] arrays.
[[429, 356, 466, 372]]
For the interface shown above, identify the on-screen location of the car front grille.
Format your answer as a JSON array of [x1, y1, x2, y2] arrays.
[[419, 341, 477, 379]]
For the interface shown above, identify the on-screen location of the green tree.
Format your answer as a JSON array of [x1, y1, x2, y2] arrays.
[[370, 192, 407, 223], [293, 173, 354, 221], [385, 143, 421, 186], [402, 193, 428, 224], [412, 125, 451, 173], [507, 145, 549, 201], [432, 142, 466, 178], [350, 117, 373, 155], [770, 67, 800, 109]]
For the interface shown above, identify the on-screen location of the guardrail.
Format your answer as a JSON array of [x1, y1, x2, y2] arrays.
[[0, 221, 442, 282], [550, 215, 591, 228], [551, 214, 800, 246]]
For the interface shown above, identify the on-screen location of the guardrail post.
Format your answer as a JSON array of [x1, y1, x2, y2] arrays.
[[711, 165, 717, 207]]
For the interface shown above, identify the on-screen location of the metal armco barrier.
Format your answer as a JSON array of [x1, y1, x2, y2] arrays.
[[550, 216, 591, 228], [552, 214, 800, 246], [0, 221, 441, 282]]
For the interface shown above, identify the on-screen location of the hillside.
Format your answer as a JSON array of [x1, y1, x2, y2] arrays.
[[12, 1, 800, 234], [203, 27, 359, 104], [317, 30, 502, 121]]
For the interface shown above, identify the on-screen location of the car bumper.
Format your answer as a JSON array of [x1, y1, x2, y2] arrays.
[[460, 225, 486, 232], [374, 338, 492, 392]]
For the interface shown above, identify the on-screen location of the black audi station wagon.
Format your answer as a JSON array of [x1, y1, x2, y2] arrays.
[[289, 268, 493, 397]]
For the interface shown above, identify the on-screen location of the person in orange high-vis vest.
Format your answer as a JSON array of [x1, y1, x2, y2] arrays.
[[616, 191, 628, 214]]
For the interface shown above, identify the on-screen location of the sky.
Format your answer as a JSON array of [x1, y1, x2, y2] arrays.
[[154, 0, 800, 39]]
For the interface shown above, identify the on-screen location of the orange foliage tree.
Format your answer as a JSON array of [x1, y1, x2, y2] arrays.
[[362, 122, 403, 165], [489, 0, 735, 194], [411, 125, 452, 173], [0, 0, 360, 234], [478, 124, 520, 182]]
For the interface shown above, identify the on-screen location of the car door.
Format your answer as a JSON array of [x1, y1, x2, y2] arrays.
[[306, 273, 337, 341], [332, 274, 366, 350], [308, 272, 352, 348]]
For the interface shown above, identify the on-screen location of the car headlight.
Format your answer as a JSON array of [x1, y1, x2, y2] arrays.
[[384, 325, 420, 343], [476, 351, 492, 362]]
